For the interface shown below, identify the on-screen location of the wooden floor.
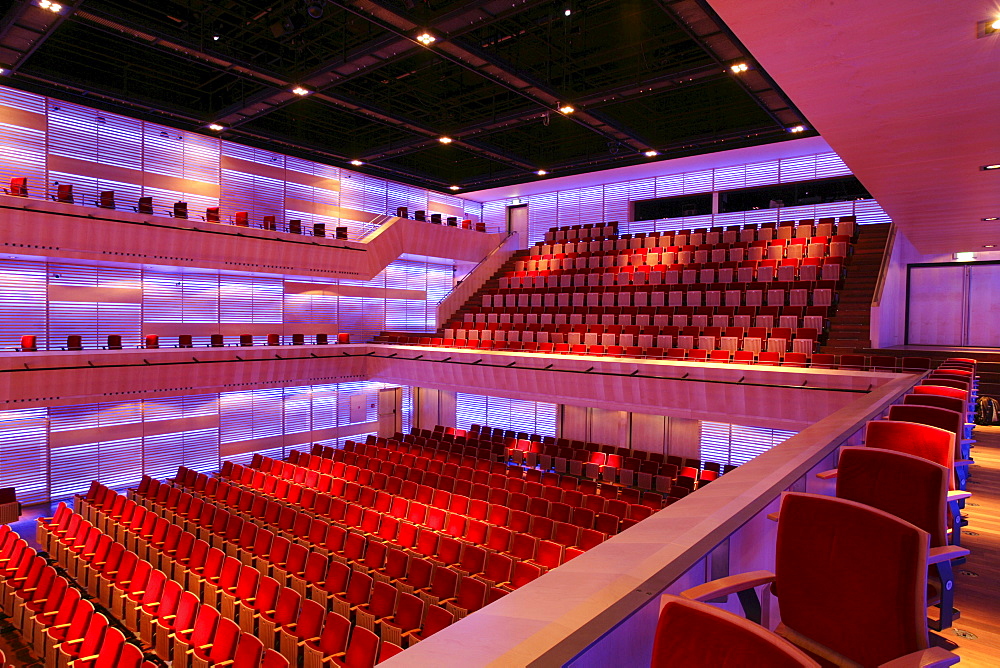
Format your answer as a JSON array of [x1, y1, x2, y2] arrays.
[[2, 433, 1000, 666], [943, 424, 1000, 665]]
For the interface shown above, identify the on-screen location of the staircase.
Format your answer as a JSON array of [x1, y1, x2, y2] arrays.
[[445, 250, 530, 325], [820, 223, 891, 354]]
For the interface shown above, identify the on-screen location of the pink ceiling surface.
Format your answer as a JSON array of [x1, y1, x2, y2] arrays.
[[708, 0, 1000, 254]]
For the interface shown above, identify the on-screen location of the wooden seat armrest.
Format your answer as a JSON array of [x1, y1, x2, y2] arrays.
[[76, 653, 102, 662], [946, 491, 971, 503], [878, 646, 959, 667], [298, 636, 322, 646], [815, 469, 838, 479], [437, 596, 458, 605], [766, 512, 780, 522], [928, 546, 970, 565], [680, 570, 776, 602]]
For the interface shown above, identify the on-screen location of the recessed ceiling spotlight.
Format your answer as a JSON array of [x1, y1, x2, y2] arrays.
[[206, 123, 225, 131], [438, 136, 453, 144], [644, 150, 659, 157], [981, 164, 1000, 170], [984, 244, 997, 248], [558, 104, 575, 114], [416, 32, 436, 46], [449, 185, 460, 191], [730, 62, 749, 73], [983, 216, 999, 221], [290, 86, 311, 96], [787, 125, 807, 133], [350, 159, 363, 166], [536, 169, 548, 176]]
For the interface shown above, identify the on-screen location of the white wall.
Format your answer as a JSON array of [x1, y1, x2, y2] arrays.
[[873, 230, 1000, 347]]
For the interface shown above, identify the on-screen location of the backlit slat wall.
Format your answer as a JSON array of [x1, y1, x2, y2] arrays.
[[0, 84, 482, 238], [455, 393, 558, 438], [478, 151, 886, 245], [1, 379, 408, 503], [700, 421, 798, 467], [0, 256, 453, 350]]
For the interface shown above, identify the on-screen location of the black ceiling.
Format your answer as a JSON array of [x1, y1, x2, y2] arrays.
[[0, 0, 814, 192]]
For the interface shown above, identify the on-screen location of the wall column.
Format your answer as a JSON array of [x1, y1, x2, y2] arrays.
[[413, 387, 456, 431]]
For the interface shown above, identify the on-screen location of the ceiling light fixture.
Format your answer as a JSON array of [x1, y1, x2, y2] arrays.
[[206, 123, 225, 131], [981, 164, 1000, 170], [954, 252, 976, 262], [986, 18, 1000, 33], [787, 125, 807, 133], [290, 86, 311, 96], [564, 8, 572, 16], [730, 62, 749, 73], [984, 244, 997, 248], [38, 0, 62, 12], [644, 150, 659, 157], [416, 32, 436, 46], [983, 216, 999, 221], [438, 136, 453, 144], [449, 185, 460, 191], [536, 170, 548, 176], [350, 159, 363, 166], [558, 104, 575, 114]]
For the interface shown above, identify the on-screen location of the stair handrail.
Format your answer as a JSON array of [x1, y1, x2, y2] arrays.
[[871, 223, 897, 307], [435, 231, 519, 327]]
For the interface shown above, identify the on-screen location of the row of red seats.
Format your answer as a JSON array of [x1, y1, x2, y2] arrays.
[[505, 257, 846, 288], [183, 457, 583, 586], [539, 216, 856, 246], [649, 357, 978, 665], [237, 453, 628, 548], [477, 283, 837, 310], [360, 431, 701, 495], [516, 238, 850, 274], [47, 494, 402, 667], [542, 222, 617, 242], [461, 302, 830, 327], [443, 324, 819, 355], [0, 524, 155, 668], [162, 468, 535, 625], [330, 440, 679, 505], [325, 438, 673, 516]]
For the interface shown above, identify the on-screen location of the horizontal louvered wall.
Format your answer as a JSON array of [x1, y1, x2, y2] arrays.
[[0, 85, 483, 240], [0, 257, 453, 350], [2, 380, 404, 505], [481, 151, 890, 246]]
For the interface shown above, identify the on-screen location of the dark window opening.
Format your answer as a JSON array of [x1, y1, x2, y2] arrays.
[[632, 194, 712, 222], [718, 176, 871, 213]]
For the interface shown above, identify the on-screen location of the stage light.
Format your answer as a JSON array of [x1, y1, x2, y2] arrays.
[[644, 150, 659, 157], [207, 123, 225, 131], [290, 86, 311, 96], [438, 136, 453, 144], [565, 9, 572, 16], [787, 125, 807, 133], [449, 185, 460, 191], [416, 32, 436, 46], [350, 160, 363, 166], [536, 170, 548, 176], [730, 62, 749, 73], [38, 0, 62, 12], [558, 104, 575, 114]]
